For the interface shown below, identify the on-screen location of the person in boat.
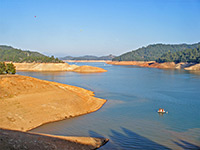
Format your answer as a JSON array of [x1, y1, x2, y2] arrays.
[[158, 108, 165, 113]]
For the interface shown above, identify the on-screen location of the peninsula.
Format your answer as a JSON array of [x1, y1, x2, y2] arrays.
[[13, 62, 107, 73], [0, 75, 108, 149]]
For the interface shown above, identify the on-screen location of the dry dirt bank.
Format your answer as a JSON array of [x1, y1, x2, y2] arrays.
[[0, 75, 107, 149], [13, 63, 107, 73], [107, 61, 200, 71], [0, 75, 106, 131]]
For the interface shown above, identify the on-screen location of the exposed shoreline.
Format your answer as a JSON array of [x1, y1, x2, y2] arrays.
[[0, 128, 108, 149], [107, 61, 200, 71], [13, 62, 107, 73], [0, 74, 107, 149], [0, 74, 107, 131]]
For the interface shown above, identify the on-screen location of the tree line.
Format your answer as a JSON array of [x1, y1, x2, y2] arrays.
[[0, 45, 63, 63], [60, 54, 115, 60], [113, 42, 200, 61], [0, 62, 16, 74], [156, 46, 200, 63]]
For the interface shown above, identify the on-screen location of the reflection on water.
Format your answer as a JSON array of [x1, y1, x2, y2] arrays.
[[188, 70, 200, 76], [18, 62, 200, 150], [158, 112, 165, 117]]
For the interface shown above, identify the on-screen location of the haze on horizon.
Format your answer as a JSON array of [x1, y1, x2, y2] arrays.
[[0, 0, 200, 57]]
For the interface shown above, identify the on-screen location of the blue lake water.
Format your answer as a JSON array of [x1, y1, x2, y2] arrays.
[[18, 62, 200, 150]]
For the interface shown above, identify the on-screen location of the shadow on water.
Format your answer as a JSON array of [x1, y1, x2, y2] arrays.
[[173, 140, 200, 150], [89, 127, 171, 150]]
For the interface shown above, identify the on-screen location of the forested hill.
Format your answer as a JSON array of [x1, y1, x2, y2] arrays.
[[60, 54, 115, 60], [156, 46, 200, 63], [113, 42, 200, 61], [0, 45, 63, 63]]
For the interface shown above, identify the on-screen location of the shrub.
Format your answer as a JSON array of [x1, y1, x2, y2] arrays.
[[0, 62, 6, 74], [0, 62, 16, 74], [6, 63, 16, 74]]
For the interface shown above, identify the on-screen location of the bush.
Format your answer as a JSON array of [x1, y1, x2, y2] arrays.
[[6, 63, 16, 74], [0, 62, 6, 74], [0, 62, 16, 74]]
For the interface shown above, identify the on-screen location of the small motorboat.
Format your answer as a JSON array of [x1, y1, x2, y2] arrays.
[[157, 108, 166, 113]]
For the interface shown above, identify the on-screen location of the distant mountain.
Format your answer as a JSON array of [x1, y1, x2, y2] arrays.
[[0, 45, 63, 63], [113, 42, 200, 61], [60, 56, 74, 60], [60, 54, 115, 60]]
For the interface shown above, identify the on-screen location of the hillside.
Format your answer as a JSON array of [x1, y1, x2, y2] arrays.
[[0, 45, 63, 63], [113, 42, 200, 61], [61, 54, 115, 60], [156, 46, 200, 63]]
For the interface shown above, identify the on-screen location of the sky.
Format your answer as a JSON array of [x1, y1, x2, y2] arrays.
[[0, 0, 200, 57]]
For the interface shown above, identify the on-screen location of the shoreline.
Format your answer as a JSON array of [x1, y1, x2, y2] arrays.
[[0, 74, 107, 131], [0, 128, 108, 149], [13, 62, 107, 73], [0, 74, 108, 148], [107, 61, 200, 71]]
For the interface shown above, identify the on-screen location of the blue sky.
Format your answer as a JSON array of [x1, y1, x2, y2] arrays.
[[0, 0, 200, 56]]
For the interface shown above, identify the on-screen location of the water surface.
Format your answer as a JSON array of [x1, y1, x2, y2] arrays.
[[18, 62, 200, 150]]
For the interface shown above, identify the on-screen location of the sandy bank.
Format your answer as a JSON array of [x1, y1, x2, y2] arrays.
[[73, 65, 107, 73], [184, 64, 200, 71], [107, 61, 200, 71], [0, 75, 106, 131], [0, 74, 107, 149], [13, 63, 107, 73], [13, 63, 71, 71], [107, 61, 155, 66], [0, 128, 108, 150], [106, 61, 175, 68]]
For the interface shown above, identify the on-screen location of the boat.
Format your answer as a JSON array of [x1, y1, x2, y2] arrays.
[[157, 108, 165, 113]]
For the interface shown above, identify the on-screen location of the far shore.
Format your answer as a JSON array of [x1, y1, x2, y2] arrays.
[[64, 60, 112, 63], [13, 62, 107, 73], [0, 74, 107, 149], [107, 61, 200, 71]]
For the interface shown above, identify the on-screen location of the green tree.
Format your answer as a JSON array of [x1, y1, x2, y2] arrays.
[[113, 42, 200, 61], [0, 62, 6, 74], [156, 47, 200, 63], [6, 63, 16, 74], [0, 46, 63, 63]]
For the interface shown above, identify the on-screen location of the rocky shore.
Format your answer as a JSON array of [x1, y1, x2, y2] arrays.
[[13, 63, 107, 73], [107, 61, 200, 71], [0, 75, 107, 149]]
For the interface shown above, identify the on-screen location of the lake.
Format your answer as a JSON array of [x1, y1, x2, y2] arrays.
[[18, 62, 200, 150]]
